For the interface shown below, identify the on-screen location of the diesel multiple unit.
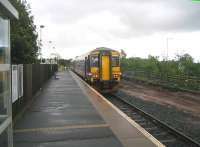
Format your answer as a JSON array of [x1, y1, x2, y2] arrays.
[[72, 47, 121, 92]]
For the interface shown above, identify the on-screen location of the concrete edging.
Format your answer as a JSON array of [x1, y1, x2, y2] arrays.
[[70, 70, 165, 147]]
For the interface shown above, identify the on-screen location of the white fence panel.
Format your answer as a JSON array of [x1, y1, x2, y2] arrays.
[[12, 65, 23, 103], [18, 65, 23, 98], [12, 65, 18, 103]]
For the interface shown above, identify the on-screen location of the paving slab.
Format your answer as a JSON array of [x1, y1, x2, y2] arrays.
[[71, 71, 164, 147], [14, 71, 164, 147], [14, 71, 123, 147]]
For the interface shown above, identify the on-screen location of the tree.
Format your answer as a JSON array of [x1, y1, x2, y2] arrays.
[[58, 59, 72, 67], [176, 53, 194, 75], [10, 0, 39, 64], [120, 49, 127, 58]]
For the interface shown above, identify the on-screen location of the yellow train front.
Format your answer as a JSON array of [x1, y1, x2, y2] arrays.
[[73, 47, 121, 93]]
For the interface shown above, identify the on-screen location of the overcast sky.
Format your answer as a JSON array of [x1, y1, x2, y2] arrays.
[[28, 0, 200, 60]]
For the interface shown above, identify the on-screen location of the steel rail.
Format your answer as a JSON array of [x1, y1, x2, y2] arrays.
[[105, 94, 200, 147]]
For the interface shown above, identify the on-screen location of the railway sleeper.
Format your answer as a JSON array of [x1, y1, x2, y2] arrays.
[[131, 115, 144, 120], [133, 118, 147, 122], [143, 126, 158, 131], [152, 132, 170, 139], [125, 112, 135, 116], [156, 134, 176, 141], [151, 130, 168, 136], [140, 123, 157, 128], [159, 138, 177, 144], [106, 95, 200, 147], [119, 106, 130, 111]]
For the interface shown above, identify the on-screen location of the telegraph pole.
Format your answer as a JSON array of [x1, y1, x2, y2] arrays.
[[39, 25, 45, 63]]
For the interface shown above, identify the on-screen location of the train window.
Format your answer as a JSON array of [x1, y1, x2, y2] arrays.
[[112, 56, 120, 67], [91, 56, 99, 67]]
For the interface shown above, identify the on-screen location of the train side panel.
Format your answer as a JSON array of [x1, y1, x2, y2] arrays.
[[73, 59, 85, 78]]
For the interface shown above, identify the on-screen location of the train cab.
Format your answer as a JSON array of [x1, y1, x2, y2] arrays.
[[73, 47, 121, 92]]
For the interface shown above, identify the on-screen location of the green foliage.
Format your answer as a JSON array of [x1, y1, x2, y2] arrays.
[[10, 0, 39, 64], [58, 59, 72, 67], [121, 54, 200, 91]]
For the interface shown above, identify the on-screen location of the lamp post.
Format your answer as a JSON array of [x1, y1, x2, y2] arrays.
[[39, 25, 45, 63], [48, 41, 52, 64]]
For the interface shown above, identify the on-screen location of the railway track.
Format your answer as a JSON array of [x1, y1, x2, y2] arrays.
[[104, 94, 200, 147]]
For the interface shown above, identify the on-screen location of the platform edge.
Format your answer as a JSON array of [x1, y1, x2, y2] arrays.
[[70, 70, 166, 147]]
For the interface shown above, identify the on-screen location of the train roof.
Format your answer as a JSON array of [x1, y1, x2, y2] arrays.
[[92, 47, 116, 52], [74, 47, 119, 61]]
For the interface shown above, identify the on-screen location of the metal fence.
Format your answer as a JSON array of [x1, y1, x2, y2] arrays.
[[122, 70, 200, 92], [12, 64, 58, 117], [31, 64, 57, 95]]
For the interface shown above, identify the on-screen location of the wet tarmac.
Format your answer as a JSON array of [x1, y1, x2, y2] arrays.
[[14, 71, 123, 147], [13, 71, 163, 147]]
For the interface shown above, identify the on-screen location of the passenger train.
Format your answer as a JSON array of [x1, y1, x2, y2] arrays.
[[72, 47, 121, 92]]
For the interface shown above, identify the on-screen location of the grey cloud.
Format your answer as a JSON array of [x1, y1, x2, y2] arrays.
[[113, 0, 200, 35], [30, 0, 200, 37]]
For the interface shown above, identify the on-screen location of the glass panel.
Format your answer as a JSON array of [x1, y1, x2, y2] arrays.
[[91, 56, 99, 67], [0, 17, 11, 123], [0, 16, 12, 147], [0, 18, 10, 64], [0, 129, 8, 147], [112, 56, 120, 67], [0, 71, 10, 115]]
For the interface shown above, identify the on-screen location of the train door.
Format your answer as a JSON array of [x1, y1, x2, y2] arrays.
[[85, 57, 90, 79], [84, 57, 87, 77], [101, 55, 110, 81]]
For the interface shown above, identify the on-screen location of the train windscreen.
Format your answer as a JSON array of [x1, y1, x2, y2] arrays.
[[112, 56, 120, 67], [90, 56, 99, 67]]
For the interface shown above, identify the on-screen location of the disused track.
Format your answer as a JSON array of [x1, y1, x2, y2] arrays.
[[104, 94, 200, 147]]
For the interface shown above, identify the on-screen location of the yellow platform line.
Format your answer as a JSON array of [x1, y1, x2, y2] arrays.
[[14, 123, 109, 133]]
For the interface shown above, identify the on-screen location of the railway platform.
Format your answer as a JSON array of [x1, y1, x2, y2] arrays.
[[13, 71, 164, 147]]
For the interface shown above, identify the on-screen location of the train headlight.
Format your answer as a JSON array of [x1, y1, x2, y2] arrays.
[[87, 73, 92, 76], [92, 73, 98, 78], [113, 74, 118, 78], [113, 73, 121, 80]]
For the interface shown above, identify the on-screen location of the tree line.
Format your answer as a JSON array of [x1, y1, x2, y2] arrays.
[[9, 0, 68, 65], [121, 54, 200, 91], [10, 0, 39, 64]]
